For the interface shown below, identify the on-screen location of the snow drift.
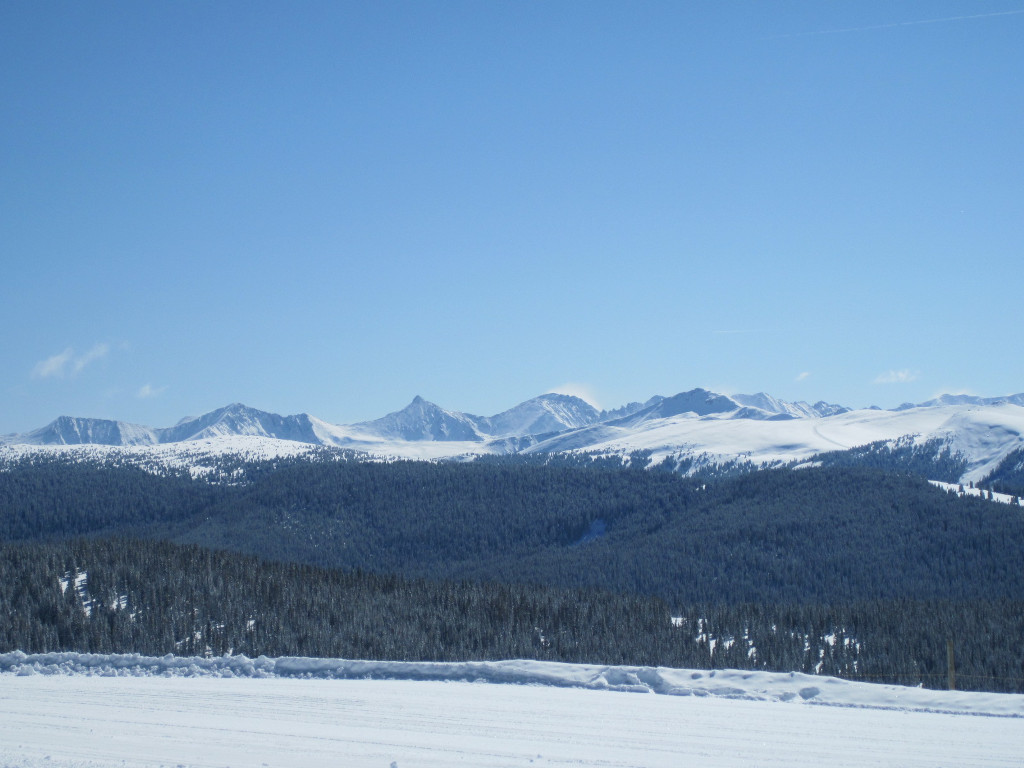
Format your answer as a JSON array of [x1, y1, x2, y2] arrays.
[[3, 651, 1021, 718]]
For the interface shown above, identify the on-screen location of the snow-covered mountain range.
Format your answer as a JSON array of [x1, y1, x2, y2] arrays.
[[4, 389, 1024, 483]]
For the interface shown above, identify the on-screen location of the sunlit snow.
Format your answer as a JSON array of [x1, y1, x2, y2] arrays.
[[1, 653, 1021, 768], [4, 399, 1023, 486], [529, 402, 1024, 483]]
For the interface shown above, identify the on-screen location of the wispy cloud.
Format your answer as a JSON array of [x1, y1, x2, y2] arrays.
[[549, 382, 601, 409], [773, 9, 1024, 38], [73, 343, 110, 374], [932, 387, 976, 399], [32, 348, 75, 379], [795, 371, 811, 382], [32, 344, 111, 379], [874, 369, 919, 384], [136, 383, 167, 399]]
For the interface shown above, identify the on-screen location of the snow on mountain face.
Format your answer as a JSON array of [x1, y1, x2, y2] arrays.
[[350, 393, 601, 442], [477, 393, 601, 437], [600, 397, 661, 421], [155, 403, 320, 444], [645, 389, 740, 419], [730, 393, 849, 419], [354, 396, 485, 442], [918, 393, 1024, 408], [598, 389, 848, 427], [17, 416, 158, 446], [930, 407, 1024, 482], [4, 390, 1024, 486], [605, 389, 737, 428], [526, 400, 1024, 482]]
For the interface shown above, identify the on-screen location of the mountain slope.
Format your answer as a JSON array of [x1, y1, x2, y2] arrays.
[[5, 459, 1024, 605], [352, 396, 486, 442], [606, 388, 738, 427], [529, 401, 1024, 483], [17, 416, 158, 446], [477, 393, 601, 437], [730, 392, 849, 419], [4, 389, 1024, 485], [156, 403, 321, 444]]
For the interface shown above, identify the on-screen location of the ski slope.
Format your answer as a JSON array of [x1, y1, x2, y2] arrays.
[[2, 653, 1022, 767]]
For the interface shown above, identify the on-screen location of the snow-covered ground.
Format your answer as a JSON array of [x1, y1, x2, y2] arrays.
[[930, 480, 1024, 506], [7, 400, 1022, 485], [532, 402, 1024, 483], [0, 433, 482, 474], [2, 653, 1022, 767]]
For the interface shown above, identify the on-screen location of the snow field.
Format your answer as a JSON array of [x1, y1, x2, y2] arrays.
[[2, 655, 1023, 768]]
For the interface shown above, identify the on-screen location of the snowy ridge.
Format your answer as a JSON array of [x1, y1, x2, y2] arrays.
[[0, 436, 336, 482], [529, 401, 1024, 483], [2, 651, 1022, 717], [155, 403, 321, 443], [4, 389, 1024, 485], [730, 392, 849, 419], [353, 396, 486, 442], [477, 393, 602, 437], [911, 393, 1024, 409], [19, 415, 159, 446]]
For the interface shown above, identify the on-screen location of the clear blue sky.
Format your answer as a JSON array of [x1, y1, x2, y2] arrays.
[[2, 1, 1022, 433]]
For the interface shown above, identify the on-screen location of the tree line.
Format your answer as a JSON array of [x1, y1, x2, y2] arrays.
[[2, 537, 1022, 692]]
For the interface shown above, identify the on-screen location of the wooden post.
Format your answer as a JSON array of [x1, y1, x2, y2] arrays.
[[947, 639, 956, 691]]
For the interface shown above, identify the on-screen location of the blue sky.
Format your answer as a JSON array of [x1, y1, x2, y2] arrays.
[[2, 1, 1023, 433]]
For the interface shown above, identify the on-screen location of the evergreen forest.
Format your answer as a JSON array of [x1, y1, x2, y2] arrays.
[[2, 454, 1023, 691]]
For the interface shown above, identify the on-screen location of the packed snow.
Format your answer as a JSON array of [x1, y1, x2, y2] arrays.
[[1, 653, 1022, 767]]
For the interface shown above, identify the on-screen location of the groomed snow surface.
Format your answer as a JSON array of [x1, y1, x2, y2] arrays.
[[2, 653, 1022, 767]]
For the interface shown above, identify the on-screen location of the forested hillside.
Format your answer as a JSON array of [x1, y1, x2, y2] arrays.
[[985, 447, 1024, 497], [3, 537, 1023, 692], [3, 457, 1023, 605], [3, 457, 1024, 690]]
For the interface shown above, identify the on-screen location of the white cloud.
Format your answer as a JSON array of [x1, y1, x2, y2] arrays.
[[32, 348, 75, 378], [548, 382, 601, 409], [795, 371, 811, 382], [73, 343, 110, 374], [31, 343, 112, 379], [136, 383, 167, 399], [874, 369, 919, 384]]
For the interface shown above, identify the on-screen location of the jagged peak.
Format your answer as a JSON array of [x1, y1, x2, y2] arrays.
[[9, 389, 1024, 454]]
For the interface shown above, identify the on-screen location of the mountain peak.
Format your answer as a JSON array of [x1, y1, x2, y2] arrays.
[[155, 403, 318, 444], [917, 393, 1024, 409], [357, 397, 483, 442], [479, 393, 601, 438], [19, 415, 157, 446], [5, 389, 1024, 487]]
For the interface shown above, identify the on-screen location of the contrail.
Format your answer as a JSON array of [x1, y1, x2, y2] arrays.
[[772, 8, 1024, 38]]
